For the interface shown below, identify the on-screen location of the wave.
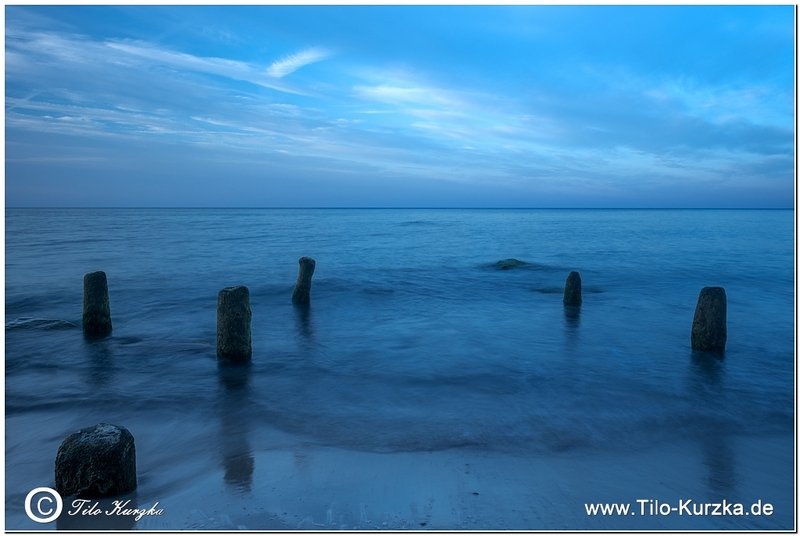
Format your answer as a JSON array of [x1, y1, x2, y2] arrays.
[[5, 317, 78, 330], [534, 286, 603, 294]]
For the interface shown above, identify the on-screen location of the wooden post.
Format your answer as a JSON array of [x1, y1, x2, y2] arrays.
[[291, 257, 316, 305], [691, 286, 727, 352], [217, 286, 252, 362], [563, 271, 582, 306], [83, 271, 112, 336]]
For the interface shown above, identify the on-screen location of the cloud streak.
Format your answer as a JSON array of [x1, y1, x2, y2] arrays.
[[267, 47, 330, 78]]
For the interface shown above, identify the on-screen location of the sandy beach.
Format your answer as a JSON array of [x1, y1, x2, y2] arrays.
[[142, 433, 796, 531], [7, 415, 793, 531]]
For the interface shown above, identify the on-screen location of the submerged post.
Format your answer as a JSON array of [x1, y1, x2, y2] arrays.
[[83, 271, 112, 336], [291, 257, 316, 305], [691, 286, 727, 352], [217, 286, 252, 362], [563, 271, 582, 306]]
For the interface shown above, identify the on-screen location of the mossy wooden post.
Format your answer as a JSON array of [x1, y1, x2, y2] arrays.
[[291, 257, 316, 305], [691, 286, 727, 352], [55, 423, 137, 498], [563, 271, 582, 306], [217, 286, 252, 362], [83, 271, 112, 336]]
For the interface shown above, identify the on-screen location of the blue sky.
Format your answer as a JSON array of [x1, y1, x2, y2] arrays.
[[5, 5, 795, 207]]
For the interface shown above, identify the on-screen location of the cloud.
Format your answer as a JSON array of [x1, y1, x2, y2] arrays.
[[350, 74, 506, 148], [267, 47, 330, 78], [352, 82, 468, 110], [7, 28, 320, 98], [5, 6, 793, 208], [106, 40, 317, 96]]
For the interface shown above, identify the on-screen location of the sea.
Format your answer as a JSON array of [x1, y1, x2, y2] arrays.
[[4, 208, 795, 530]]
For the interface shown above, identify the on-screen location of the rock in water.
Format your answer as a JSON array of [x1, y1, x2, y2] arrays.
[[691, 286, 727, 352], [217, 286, 252, 362], [563, 271, 582, 305], [495, 258, 526, 270], [55, 423, 136, 498], [83, 271, 112, 336], [292, 257, 316, 305]]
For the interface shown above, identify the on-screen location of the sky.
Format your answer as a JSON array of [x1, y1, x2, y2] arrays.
[[4, 5, 796, 208]]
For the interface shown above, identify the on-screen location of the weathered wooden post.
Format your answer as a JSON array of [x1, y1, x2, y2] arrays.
[[83, 271, 112, 336], [217, 286, 252, 362], [691, 286, 727, 352], [55, 423, 137, 498], [291, 257, 316, 305], [563, 271, 582, 306]]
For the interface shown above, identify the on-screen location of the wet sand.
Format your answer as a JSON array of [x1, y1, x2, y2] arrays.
[[7, 423, 793, 531]]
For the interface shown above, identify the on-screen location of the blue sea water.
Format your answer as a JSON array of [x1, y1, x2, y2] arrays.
[[4, 208, 795, 530]]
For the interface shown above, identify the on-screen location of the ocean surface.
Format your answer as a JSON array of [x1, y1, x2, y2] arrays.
[[5, 208, 795, 530]]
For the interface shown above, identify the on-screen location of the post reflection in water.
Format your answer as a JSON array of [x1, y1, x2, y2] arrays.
[[688, 351, 737, 496], [563, 304, 581, 329], [217, 361, 254, 494], [562, 304, 581, 355], [699, 429, 738, 495], [82, 334, 115, 388], [293, 303, 313, 341]]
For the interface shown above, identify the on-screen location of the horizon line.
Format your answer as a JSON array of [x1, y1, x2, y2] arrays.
[[4, 206, 795, 210]]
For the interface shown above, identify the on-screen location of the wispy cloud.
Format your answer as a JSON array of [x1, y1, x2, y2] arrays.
[[106, 40, 316, 96], [267, 47, 330, 78], [7, 28, 322, 98], [5, 6, 793, 207], [353, 83, 465, 109]]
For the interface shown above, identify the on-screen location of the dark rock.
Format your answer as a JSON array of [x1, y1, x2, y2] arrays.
[[217, 286, 252, 362], [291, 257, 316, 305], [82, 271, 112, 336], [495, 258, 526, 270], [691, 286, 727, 352], [55, 423, 136, 498], [563, 271, 582, 305]]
